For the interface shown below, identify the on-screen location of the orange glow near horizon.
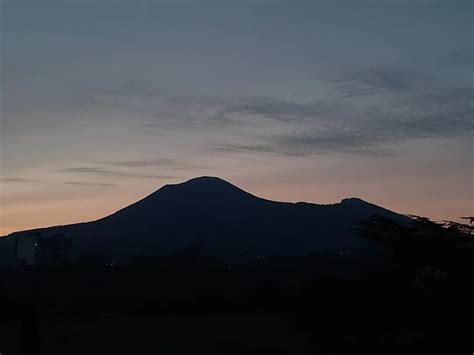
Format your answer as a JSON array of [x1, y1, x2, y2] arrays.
[[1, 166, 472, 236]]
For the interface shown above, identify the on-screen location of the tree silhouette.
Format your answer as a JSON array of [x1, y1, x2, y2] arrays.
[[358, 215, 474, 285]]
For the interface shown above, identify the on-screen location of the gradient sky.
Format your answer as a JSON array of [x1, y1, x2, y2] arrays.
[[1, 0, 473, 235]]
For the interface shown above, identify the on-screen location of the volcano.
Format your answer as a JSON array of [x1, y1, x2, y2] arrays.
[[5, 176, 406, 262]]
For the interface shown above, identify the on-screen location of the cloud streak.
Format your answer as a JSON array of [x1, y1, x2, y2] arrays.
[[211, 82, 473, 157], [64, 181, 117, 187], [57, 167, 176, 180], [1, 177, 42, 184], [100, 158, 207, 170], [225, 97, 335, 123]]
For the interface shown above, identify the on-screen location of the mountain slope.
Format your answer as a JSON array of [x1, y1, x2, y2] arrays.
[[7, 176, 407, 261]]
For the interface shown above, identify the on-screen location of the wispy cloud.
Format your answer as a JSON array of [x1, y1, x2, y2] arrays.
[[100, 158, 207, 170], [74, 59, 472, 158], [213, 134, 393, 157], [213, 144, 278, 155], [225, 97, 335, 123], [64, 181, 117, 187], [1, 177, 41, 184], [101, 158, 177, 168], [57, 167, 176, 180], [329, 64, 423, 98], [211, 82, 473, 157]]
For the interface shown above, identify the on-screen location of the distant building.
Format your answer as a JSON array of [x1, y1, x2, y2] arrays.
[[0, 236, 17, 268], [15, 233, 40, 266], [37, 234, 72, 266], [15, 233, 72, 267]]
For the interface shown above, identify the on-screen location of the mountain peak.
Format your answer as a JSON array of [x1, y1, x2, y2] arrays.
[[181, 176, 229, 185], [150, 176, 256, 203], [340, 197, 368, 204], [164, 176, 238, 191]]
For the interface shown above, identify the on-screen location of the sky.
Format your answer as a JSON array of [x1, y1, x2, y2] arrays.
[[0, 0, 473, 235]]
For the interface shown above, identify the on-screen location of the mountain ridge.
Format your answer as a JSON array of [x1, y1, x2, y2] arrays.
[[4, 176, 408, 261]]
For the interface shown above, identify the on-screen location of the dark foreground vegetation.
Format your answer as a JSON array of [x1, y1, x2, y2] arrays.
[[1, 216, 473, 355]]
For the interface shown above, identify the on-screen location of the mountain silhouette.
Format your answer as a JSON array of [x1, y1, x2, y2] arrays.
[[6, 176, 407, 261]]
